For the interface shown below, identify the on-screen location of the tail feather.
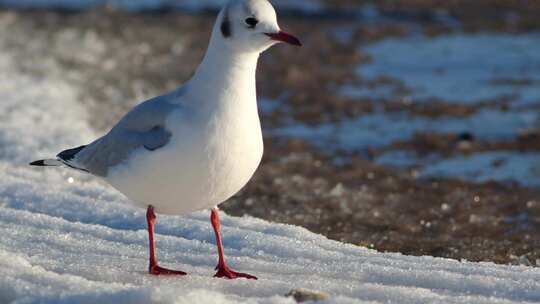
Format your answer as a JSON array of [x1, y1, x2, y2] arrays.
[[29, 159, 63, 167], [30, 145, 89, 173]]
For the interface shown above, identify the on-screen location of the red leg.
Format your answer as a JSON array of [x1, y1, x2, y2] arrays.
[[147, 206, 187, 276], [211, 207, 257, 280]]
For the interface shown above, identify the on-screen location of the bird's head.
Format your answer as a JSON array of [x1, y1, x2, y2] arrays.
[[216, 0, 301, 54]]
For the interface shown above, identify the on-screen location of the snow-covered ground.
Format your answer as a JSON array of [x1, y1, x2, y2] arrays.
[[357, 33, 540, 106], [360, 33, 540, 186], [273, 109, 536, 151], [273, 33, 540, 187], [418, 152, 540, 187], [377, 151, 540, 187], [1, 21, 540, 304]]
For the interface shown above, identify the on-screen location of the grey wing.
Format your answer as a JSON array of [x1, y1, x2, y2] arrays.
[[72, 93, 181, 177]]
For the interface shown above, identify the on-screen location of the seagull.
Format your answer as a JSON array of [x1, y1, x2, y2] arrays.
[[30, 0, 301, 280]]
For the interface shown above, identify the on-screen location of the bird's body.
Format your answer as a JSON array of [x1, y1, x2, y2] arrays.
[[31, 0, 301, 279], [82, 48, 263, 215]]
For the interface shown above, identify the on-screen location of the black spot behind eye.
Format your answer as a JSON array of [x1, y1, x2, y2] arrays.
[[221, 8, 232, 38], [221, 20, 231, 38], [245, 17, 259, 28]]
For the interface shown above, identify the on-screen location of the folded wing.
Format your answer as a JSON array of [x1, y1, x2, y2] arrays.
[[64, 92, 181, 177]]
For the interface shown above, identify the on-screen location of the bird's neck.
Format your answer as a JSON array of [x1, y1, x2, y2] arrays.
[[189, 36, 259, 103]]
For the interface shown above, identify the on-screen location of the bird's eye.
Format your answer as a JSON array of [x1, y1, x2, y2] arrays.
[[245, 17, 259, 28]]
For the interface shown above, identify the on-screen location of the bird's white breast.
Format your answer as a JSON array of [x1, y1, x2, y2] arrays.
[[105, 92, 263, 215]]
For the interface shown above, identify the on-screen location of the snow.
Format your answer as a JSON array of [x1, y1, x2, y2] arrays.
[[358, 33, 540, 105], [272, 109, 536, 151], [278, 32, 540, 187], [276, 34, 540, 152], [354, 33, 540, 187], [418, 152, 540, 187], [1, 23, 540, 304], [376, 150, 540, 187]]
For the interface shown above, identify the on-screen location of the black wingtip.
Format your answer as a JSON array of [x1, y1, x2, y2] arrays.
[[30, 160, 46, 166]]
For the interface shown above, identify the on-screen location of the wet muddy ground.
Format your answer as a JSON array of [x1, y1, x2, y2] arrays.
[[2, 3, 539, 266]]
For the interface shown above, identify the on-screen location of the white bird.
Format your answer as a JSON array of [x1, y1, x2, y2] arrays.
[[31, 0, 301, 280]]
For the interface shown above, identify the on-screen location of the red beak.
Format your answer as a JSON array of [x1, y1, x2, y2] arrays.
[[265, 31, 302, 46]]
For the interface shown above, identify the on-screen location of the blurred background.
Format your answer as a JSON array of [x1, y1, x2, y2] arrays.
[[1, 0, 539, 266]]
